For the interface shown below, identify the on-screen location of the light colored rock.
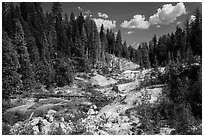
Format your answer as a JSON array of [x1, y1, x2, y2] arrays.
[[146, 87, 163, 103], [30, 117, 41, 126], [159, 127, 175, 135], [96, 104, 119, 119], [116, 81, 139, 93], [105, 122, 112, 128], [33, 125, 39, 135], [122, 92, 142, 105], [119, 123, 132, 130], [98, 129, 109, 135], [119, 70, 140, 80], [59, 122, 67, 133], [120, 61, 140, 71], [60, 117, 65, 122], [38, 98, 69, 105], [34, 103, 64, 117], [47, 109, 56, 115], [87, 108, 96, 115], [158, 67, 166, 74], [90, 74, 117, 87]]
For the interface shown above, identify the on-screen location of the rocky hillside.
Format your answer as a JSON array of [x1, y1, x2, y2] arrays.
[[2, 55, 198, 135]]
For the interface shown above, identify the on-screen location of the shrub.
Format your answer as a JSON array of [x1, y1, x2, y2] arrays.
[[2, 122, 11, 135], [101, 67, 110, 74], [52, 58, 73, 87], [156, 61, 202, 135]]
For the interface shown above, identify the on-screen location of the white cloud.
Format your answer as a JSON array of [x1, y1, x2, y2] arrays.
[[94, 18, 116, 31], [78, 6, 82, 11], [98, 12, 109, 19], [120, 15, 150, 29], [84, 10, 91, 15], [83, 10, 93, 19], [77, 7, 92, 19], [126, 31, 135, 34], [149, 2, 186, 25]]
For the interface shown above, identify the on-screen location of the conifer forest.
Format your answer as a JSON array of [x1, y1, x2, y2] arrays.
[[2, 2, 202, 135]]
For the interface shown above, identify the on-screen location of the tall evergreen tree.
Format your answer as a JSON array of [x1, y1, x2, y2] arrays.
[[122, 41, 128, 59], [115, 30, 122, 57], [52, 2, 62, 21], [2, 31, 23, 99], [140, 42, 151, 69], [99, 24, 107, 67], [14, 20, 35, 91], [190, 8, 202, 56]]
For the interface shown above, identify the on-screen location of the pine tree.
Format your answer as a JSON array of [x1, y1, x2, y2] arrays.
[[186, 46, 194, 65], [140, 42, 151, 69], [77, 12, 85, 36], [107, 30, 116, 54], [2, 31, 23, 99], [190, 8, 202, 56], [148, 41, 154, 67], [14, 20, 35, 91], [122, 41, 128, 59], [52, 2, 65, 57], [5, 3, 16, 39], [99, 24, 107, 67], [70, 11, 79, 46], [2, 2, 8, 31], [115, 30, 122, 57], [150, 35, 157, 67], [52, 2, 62, 22], [184, 18, 190, 58]]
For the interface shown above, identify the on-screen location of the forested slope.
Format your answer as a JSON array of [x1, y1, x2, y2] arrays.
[[2, 2, 202, 135]]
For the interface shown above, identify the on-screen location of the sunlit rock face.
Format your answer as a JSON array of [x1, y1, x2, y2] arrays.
[[90, 74, 118, 87], [5, 54, 171, 135]]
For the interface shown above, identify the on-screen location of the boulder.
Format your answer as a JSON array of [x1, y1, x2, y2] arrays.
[[159, 127, 175, 135], [115, 81, 139, 93], [90, 74, 117, 87], [120, 61, 140, 71], [146, 86, 163, 103], [33, 103, 67, 117], [46, 109, 57, 122]]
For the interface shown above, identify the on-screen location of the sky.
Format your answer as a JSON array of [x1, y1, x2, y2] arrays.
[[40, 2, 202, 49]]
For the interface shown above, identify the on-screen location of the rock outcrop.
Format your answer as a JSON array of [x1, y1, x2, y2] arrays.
[[4, 55, 173, 135], [90, 74, 117, 87]]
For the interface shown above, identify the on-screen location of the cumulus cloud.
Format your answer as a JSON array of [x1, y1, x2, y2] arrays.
[[120, 15, 150, 29], [94, 18, 116, 31], [78, 6, 82, 11], [98, 12, 109, 19], [149, 2, 186, 25], [77, 7, 92, 18], [84, 10, 91, 15], [84, 10, 93, 18]]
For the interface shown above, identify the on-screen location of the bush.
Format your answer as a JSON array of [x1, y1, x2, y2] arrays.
[[101, 67, 110, 74], [2, 122, 11, 135], [156, 61, 202, 135], [52, 58, 73, 87], [72, 57, 90, 73]]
